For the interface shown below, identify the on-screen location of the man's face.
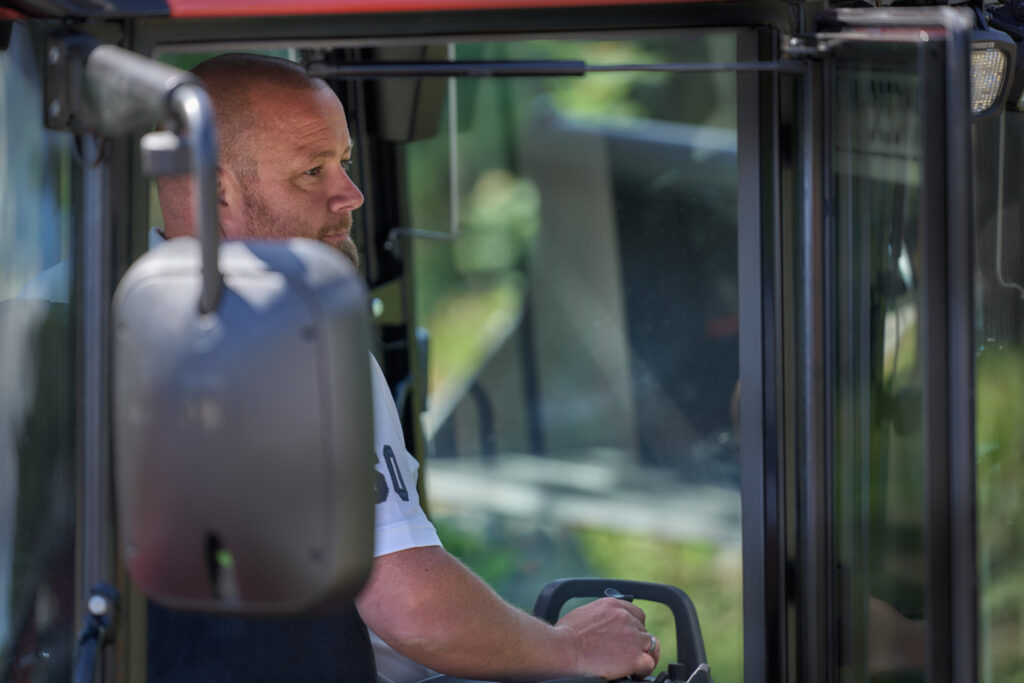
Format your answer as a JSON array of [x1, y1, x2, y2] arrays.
[[222, 83, 364, 266]]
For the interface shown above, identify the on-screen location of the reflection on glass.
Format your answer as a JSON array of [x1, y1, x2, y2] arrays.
[[0, 22, 77, 682], [405, 34, 741, 680], [973, 113, 1024, 683], [832, 60, 927, 681]]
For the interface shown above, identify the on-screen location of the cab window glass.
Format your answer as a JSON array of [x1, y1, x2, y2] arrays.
[[973, 111, 1024, 683], [0, 21, 77, 681], [831, 57, 927, 680], [404, 33, 742, 679]]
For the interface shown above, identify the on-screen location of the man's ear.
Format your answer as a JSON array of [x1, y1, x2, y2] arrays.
[[217, 166, 244, 238]]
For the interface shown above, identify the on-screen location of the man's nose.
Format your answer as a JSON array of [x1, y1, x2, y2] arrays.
[[328, 167, 364, 213]]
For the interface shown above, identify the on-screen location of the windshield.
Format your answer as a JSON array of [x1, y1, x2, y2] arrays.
[[401, 32, 743, 679]]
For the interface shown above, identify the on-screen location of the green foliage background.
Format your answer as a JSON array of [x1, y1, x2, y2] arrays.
[[977, 346, 1024, 683]]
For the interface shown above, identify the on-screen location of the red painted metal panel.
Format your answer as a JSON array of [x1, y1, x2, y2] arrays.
[[166, 0, 713, 19]]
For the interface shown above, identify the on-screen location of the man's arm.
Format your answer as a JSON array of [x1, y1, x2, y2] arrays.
[[356, 546, 659, 682]]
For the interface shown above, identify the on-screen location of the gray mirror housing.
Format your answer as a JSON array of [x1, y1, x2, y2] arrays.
[[113, 237, 374, 614]]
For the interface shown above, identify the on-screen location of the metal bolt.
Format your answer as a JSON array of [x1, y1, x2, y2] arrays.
[[47, 98, 62, 121], [47, 45, 61, 66], [87, 594, 109, 616]]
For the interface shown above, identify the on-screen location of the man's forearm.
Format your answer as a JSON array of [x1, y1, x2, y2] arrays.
[[355, 546, 578, 682]]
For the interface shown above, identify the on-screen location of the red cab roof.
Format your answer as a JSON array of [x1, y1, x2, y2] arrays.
[[12, 0, 715, 19], [168, 0, 702, 17]]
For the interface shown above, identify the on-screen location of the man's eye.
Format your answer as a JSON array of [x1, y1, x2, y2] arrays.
[[341, 159, 354, 173], [305, 166, 323, 177]]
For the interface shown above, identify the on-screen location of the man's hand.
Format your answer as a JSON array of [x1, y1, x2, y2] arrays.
[[555, 597, 660, 680], [868, 597, 925, 674]]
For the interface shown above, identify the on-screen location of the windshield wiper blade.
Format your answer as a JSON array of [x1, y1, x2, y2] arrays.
[[306, 60, 586, 78], [305, 59, 804, 79]]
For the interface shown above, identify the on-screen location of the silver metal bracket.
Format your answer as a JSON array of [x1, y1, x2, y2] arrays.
[[140, 129, 192, 176], [43, 32, 102, 132], [782, 33, 832, 58]]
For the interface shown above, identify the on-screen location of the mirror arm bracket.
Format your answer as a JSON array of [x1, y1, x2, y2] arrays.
[[44, 31, 223, 310]]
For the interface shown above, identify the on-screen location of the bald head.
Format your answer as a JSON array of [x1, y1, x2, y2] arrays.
[[192, 54, 330, 181]]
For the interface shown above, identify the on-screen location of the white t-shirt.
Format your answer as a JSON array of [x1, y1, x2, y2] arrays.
[[367, 353, 441, 556]]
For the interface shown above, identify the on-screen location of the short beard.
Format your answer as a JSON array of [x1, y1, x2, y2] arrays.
[[335, 236, 360, 268], [316, 219, 360, 268], [242, 187, 360, 268]]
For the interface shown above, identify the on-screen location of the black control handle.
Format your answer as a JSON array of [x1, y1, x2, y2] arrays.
[[532, 578, 710, 682]]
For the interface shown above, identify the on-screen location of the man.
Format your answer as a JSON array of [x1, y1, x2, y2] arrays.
[[155, 53, 660, 682]]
